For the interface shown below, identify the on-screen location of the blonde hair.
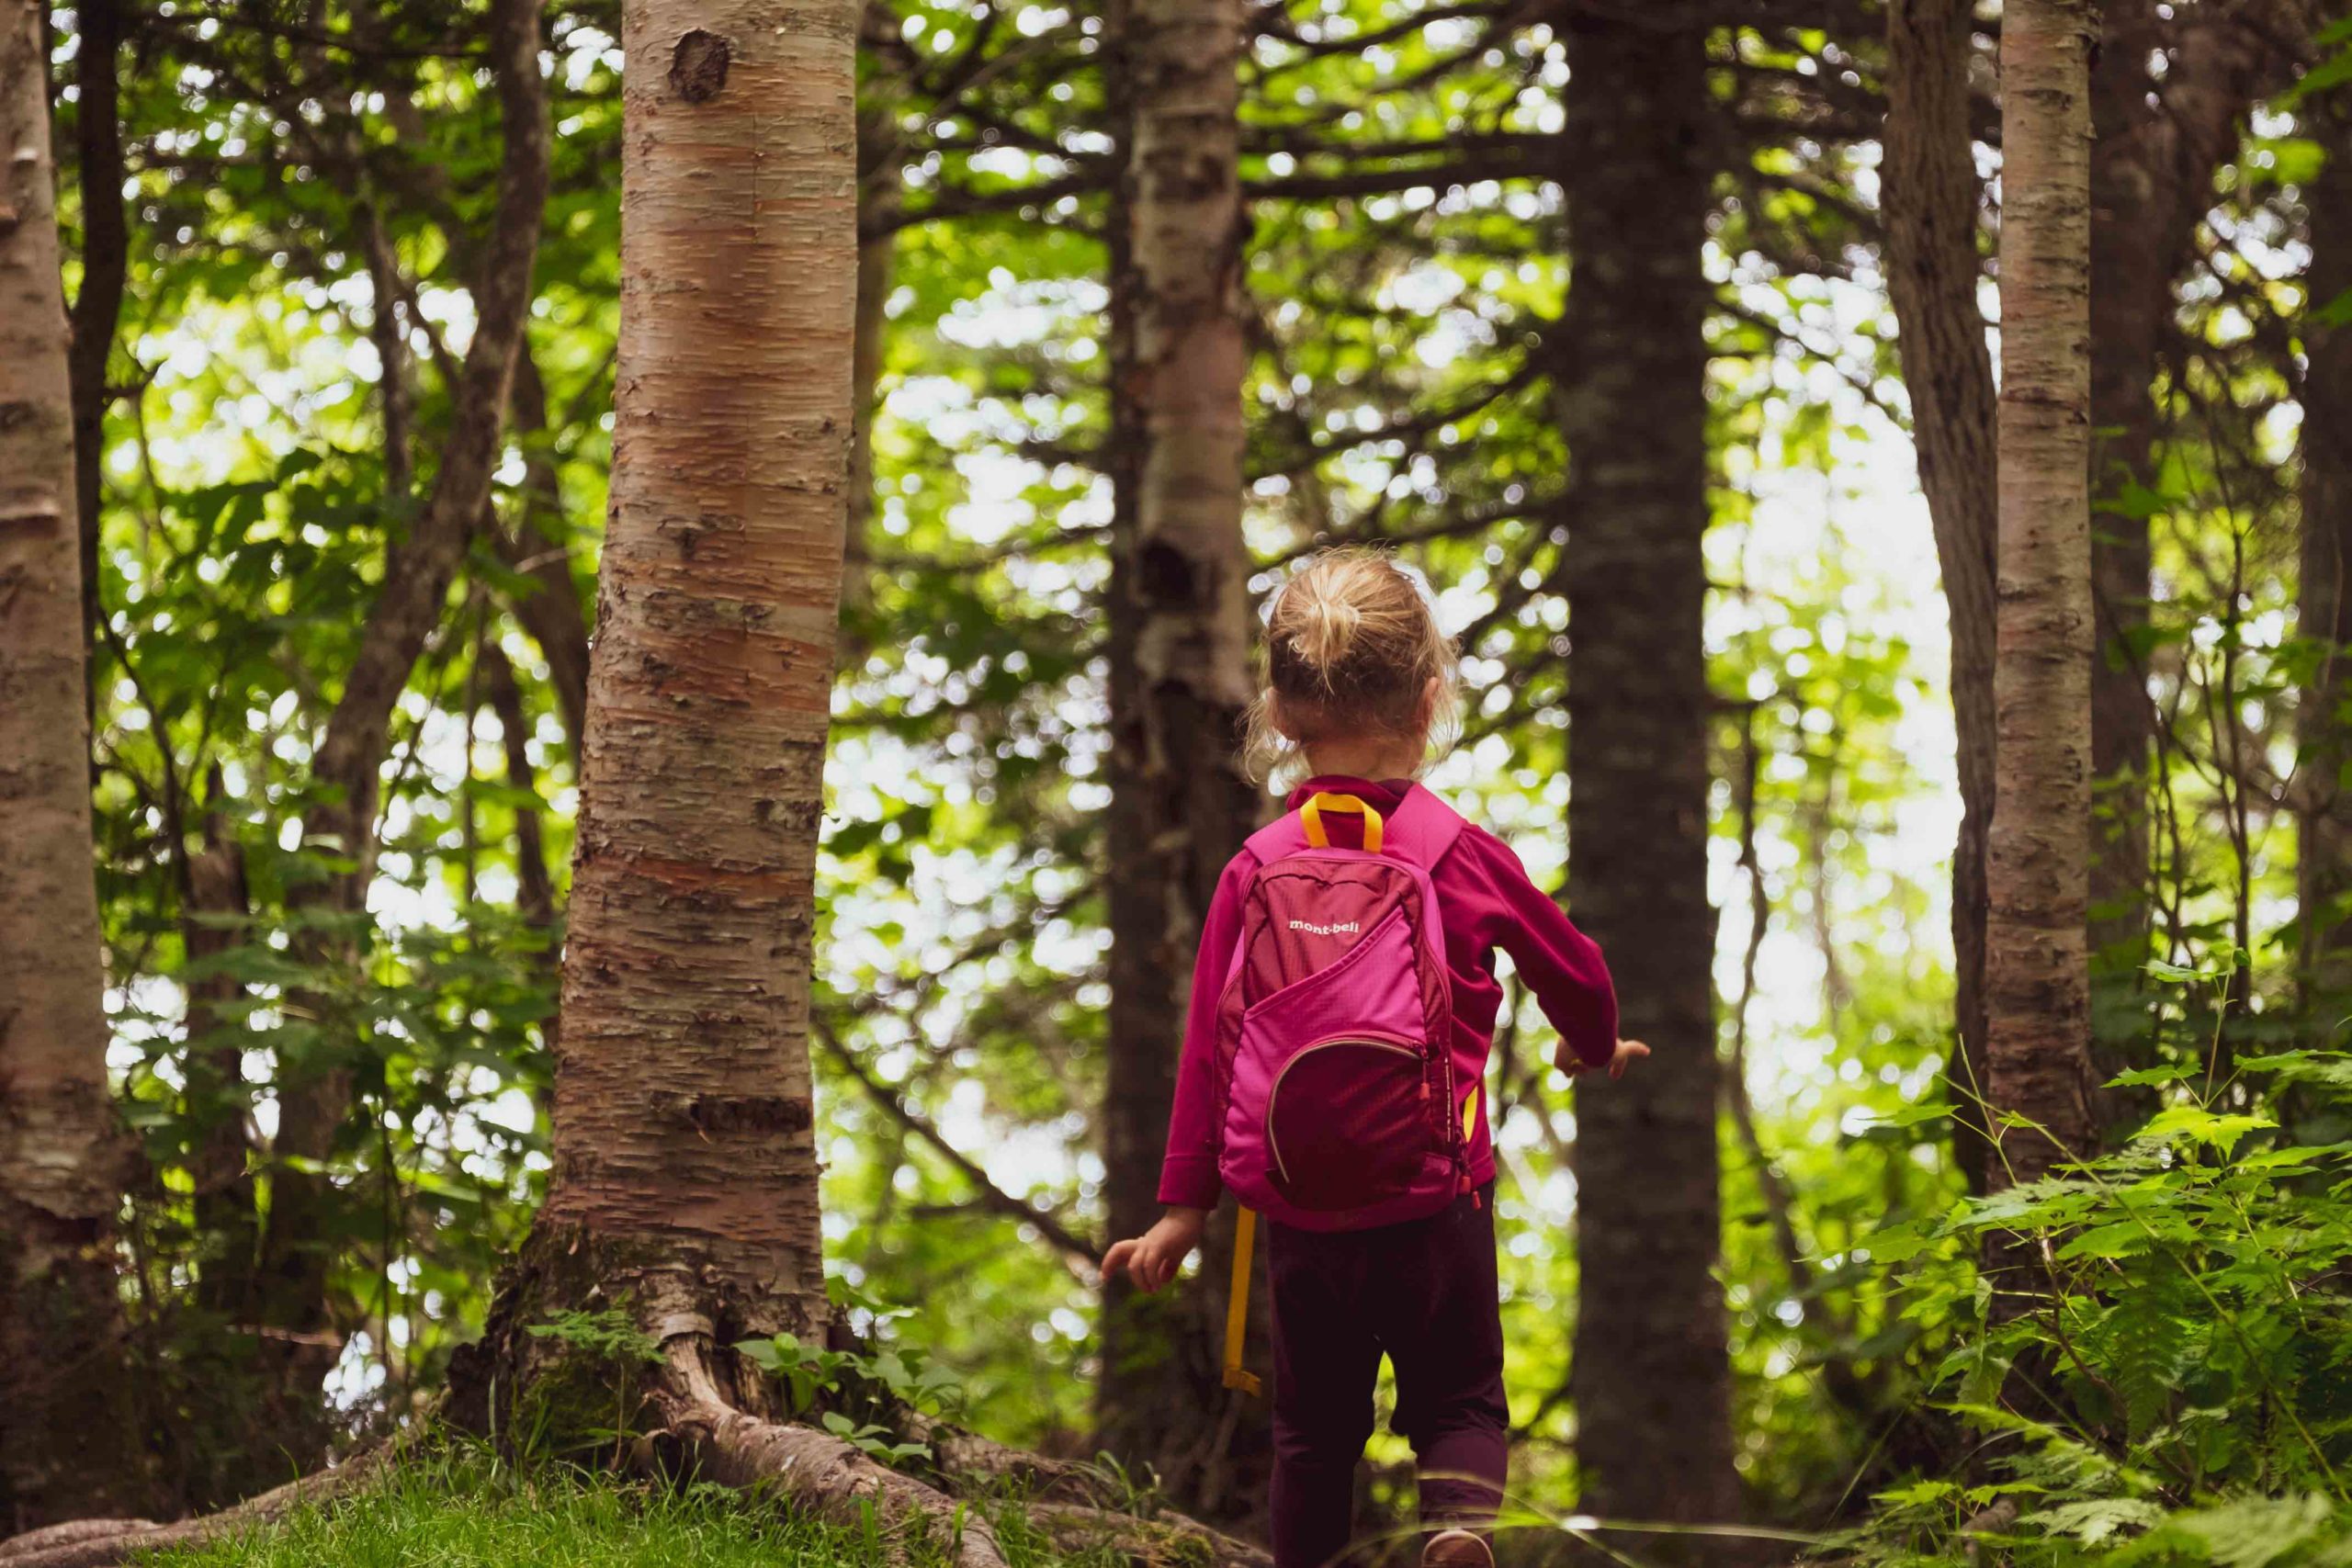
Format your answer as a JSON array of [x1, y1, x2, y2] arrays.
[[1244, 547, 1461, 783]]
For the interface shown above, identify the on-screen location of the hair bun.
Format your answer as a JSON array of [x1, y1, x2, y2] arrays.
[[1245, 545, 1462, 785], [1290, 585, 1362, 672]]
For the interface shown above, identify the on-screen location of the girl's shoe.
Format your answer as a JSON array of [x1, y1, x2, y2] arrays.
[[1421, 1529, 1494, 1568]]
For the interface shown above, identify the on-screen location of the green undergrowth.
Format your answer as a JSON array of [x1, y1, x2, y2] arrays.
[[137, 1444, 1104, 1568], [1832, 962, 2352, 1568]]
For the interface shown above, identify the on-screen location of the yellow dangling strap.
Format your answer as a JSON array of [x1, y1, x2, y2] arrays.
[[1222, 1208, 1263, 1395]]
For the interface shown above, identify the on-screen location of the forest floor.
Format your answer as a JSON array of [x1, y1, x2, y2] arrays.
[[134, 1446, 1106, 1568]]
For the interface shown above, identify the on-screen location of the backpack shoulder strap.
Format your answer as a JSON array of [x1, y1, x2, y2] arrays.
[[1385, 783, 1467, 868], [1244, 810, 1309, 865]]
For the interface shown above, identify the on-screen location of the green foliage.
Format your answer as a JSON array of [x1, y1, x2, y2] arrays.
[[733, 1330, 961, 1438], [1841, 1026, 2352, 1565], [523, 1311, 664, 1462], [527, 1311, 663, 1369]]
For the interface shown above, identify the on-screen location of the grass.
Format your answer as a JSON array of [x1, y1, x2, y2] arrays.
[[137, 1445, 1052, 1568]]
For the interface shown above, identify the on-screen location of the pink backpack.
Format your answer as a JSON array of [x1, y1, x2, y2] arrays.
[[1211, 785, 1470, 1392]]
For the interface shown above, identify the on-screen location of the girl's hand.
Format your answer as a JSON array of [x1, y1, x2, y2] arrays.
[[1100, 1207, 1208, 1293], [1554, 1038, 1651, 1080]]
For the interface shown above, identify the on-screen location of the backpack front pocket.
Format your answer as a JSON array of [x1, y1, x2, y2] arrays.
[[1265, 1033, 1432, 1211]]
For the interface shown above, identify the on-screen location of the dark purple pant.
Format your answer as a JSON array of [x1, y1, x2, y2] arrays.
[[1264, 1185, 1509, 1568]]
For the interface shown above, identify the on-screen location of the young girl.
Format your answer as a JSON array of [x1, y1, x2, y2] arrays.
[[1100, 547, 1645, 1568]]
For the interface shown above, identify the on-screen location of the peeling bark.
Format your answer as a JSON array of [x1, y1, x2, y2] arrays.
[[1985, 0, 2101, 1203], [1553, 13, 1741, 1548], [1097, 0, 1269, 1520], [0, 0, 152, 1528], [1882, 0, 1998, 1190]]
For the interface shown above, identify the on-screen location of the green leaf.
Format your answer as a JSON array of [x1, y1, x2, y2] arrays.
[[2136, 1105, 2276, 1154], [2108, 1064, 2198, 1089]]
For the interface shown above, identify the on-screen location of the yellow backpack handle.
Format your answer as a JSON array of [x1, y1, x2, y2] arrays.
[[1222, 1208, 1262, 1395], [1299, 792, 1385, 852]]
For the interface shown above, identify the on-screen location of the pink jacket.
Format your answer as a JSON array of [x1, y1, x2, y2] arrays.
[[1157, 775, 1620, 1210]]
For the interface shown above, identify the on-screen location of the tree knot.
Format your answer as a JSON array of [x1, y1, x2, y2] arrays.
[[670, 30, 731, 104]]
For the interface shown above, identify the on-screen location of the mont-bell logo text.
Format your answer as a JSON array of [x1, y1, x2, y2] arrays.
[[1287, 918, 1361, 937]]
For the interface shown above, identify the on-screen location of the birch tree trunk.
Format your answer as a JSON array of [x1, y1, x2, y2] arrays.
[[0, 0, 151, 1524], [1986, 0, 2101, 1196], [1096, 0, 1268, 1519], [449, 0, 857, 1427], [1883, 0, 1999, 1192], [1555, 15, 1741, 1549]]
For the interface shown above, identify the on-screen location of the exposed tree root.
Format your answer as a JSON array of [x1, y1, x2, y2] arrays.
[[654, 1400, 1269, 1568], [1028, 1505, 1272, 1568], [0, 1523, 156, 1561], [655, 1401, 1008, 1568], [0, 1454, 378, 1568], [641, 1333, 1266, 1568], [901, 1410, 1123, 1507], [632, 1336, 1003, 1567]]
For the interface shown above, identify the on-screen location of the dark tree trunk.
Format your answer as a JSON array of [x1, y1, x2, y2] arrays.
[[498, 346, 594, 753], [2300, 86, 2352, 988], [1095, 0, 1269, 1522], [840, 9, 903, 665], [1554, 14, 1741, 1546], [174, 804, 282, 1508], [2085, 0, 2306, 990], [184, 805, 258, 1324], [66, 0, 128, 716], [476, 639, 557, 933], [1882, 0, 1998, 1191]]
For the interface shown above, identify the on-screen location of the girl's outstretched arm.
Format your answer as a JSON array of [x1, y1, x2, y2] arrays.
[[1479, 833, 1621, 1070]]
